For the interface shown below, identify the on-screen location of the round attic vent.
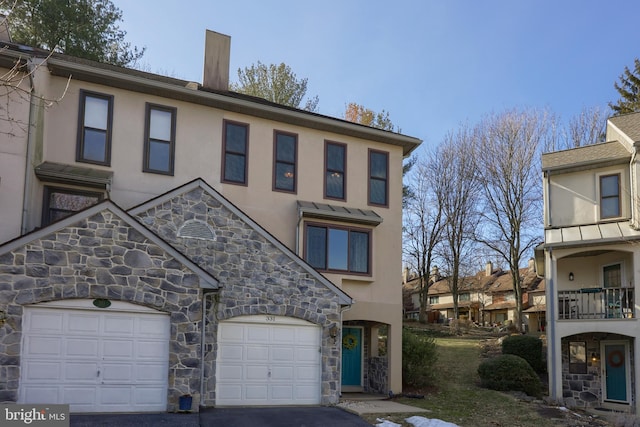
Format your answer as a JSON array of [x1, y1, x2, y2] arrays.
[[178, 219, 214, 240]]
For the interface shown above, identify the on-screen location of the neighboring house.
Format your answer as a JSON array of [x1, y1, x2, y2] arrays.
[[483, 261, 544, 330], [0, 30, 421, 412], [538, 112, 640, 414], [402, 261, 544, 329]]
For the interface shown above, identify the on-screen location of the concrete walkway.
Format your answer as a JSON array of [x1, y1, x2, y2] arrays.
[[338, 393, 430, 415]]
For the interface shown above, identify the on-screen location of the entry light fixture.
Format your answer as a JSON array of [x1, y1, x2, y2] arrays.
[[591, 352, 599, 362], [329, 325, 339, 344], [569, 272, 574, 281]]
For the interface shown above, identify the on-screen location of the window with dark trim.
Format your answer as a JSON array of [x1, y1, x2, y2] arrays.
[[143, 103, 176, 175], [304, 222, 370, 275], [429, 296, 439, 305], [459, 293, 470, 302], [600, 174, 621, 218], [569, 341, 587, 374], [369, 149, 388, 206], [273, 131, 297, 192], [325, 141, 346, 200], [222, 120, 249, 184], [42, 186, 103, 226], [76, 90, 113, 165]]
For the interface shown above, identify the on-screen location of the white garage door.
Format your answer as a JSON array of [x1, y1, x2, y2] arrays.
[[216, 315, 321, 406], [19, 300, 170, 413]]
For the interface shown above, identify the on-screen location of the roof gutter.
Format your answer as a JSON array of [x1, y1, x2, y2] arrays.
[[46, 58, 422, 156]]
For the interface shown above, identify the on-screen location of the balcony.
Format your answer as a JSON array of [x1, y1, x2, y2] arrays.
[[558, 287, 634, 320]]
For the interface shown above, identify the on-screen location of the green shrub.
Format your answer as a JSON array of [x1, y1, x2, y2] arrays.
[[402, 328, 438, 388], [501, 334, 545, 373], [477, 354, 543, 397]]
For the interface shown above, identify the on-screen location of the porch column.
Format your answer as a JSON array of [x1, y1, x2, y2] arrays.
[[546, 248, 563, 403]]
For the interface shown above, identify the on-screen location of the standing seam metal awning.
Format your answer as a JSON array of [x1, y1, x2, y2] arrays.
[[297, 200, 383, 226], [34, 161, 113, 189]]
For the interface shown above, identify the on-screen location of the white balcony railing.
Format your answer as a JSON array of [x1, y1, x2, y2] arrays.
[[558, 287, 634, 320]]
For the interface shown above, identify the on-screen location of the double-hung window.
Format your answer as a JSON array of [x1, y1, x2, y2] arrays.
[[273, 131, 297, 192], [305, 223, 370, 274], [600, 174, 620, 219], [325, 141, 346, 200], [143, 103, 176, 175], [76, 90, 113, 165], [369, 149, 388, 206], [222, 120, 249, 184]]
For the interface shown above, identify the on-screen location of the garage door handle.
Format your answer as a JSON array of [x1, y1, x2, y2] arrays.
[[97, 370, 100, 377]]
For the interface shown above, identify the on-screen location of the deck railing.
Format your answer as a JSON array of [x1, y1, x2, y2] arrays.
[[558, 287, 634, 320]]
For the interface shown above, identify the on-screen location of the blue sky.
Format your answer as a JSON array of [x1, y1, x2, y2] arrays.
[[112, 0, 638, 154]]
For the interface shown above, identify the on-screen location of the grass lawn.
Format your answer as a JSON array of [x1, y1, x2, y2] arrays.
[[361, 333, 561, 427]]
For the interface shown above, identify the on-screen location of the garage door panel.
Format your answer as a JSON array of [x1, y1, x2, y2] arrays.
[[216, 317, 321, 406], [102, 339, 134, 358], [297, 347, 320, 363], [102, 363, 133, 381], [247, 326, 270, 343], [272, 346, 294, 361], [138, 317, 169, 336], [296, 366, 320, 381], [25, 336, 62, 356], [100, 386, 132, 405], [134, 386, 167, 405], [271, 366, 294, 380], [22, 361, 62, 381], [246, 345, 268, 361], [103, 316, 134, 335], [220, 324, 245, 342], [245, 385, 268, 400], [65, 362, 99, 381], [219, 344, 243, 361], [29, 312, 63, 332], [20, 304, 169, 413], [22, 385, 60, 404], [64, 387, 97, 405], [137, 363, 168, 381], [66, 338, 99, 357], [271, 385, 293, 399], [67, 314, 100, 334], [246, 365, 269, 379]]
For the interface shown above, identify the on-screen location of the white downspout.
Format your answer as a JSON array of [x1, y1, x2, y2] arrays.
[[630, 148, 637, 228]]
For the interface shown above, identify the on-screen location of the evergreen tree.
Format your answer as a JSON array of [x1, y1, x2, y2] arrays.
[[8, 0, 144, 67], [610, 58, 640, 115]]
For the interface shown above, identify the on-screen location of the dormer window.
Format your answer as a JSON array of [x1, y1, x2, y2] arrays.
[[600, 174, 620, 219]]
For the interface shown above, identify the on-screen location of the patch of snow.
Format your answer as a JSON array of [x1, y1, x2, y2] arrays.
[[375, 416, 460, 427]]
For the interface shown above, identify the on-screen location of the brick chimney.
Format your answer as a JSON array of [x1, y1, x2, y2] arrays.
[[203, 30, 230, 91]]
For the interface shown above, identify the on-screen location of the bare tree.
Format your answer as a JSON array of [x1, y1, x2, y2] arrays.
[[437, 125, 481, 332], [403, 147, 444, 323], [475, 108, 546, 333]]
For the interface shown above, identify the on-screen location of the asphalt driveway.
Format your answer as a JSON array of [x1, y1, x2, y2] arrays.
[[70, 406, 373, 427]]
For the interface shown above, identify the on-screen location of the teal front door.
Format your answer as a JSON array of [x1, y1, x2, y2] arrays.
[[604, 343, 628, 402], [341, 327, 362, 387]]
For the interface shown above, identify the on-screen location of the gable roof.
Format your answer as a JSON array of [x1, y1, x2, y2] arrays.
[[128, 178, 353, 306], [0, 201, 219, 289], [609, 112, 640, 142], [541, 141, 631, 173]]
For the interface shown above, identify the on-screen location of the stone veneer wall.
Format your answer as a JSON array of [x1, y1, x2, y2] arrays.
[[368, 357, 388, 394], [134, 187, 343, 405], [0, 210, 204, 412], [561, 334, 634, 410]]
